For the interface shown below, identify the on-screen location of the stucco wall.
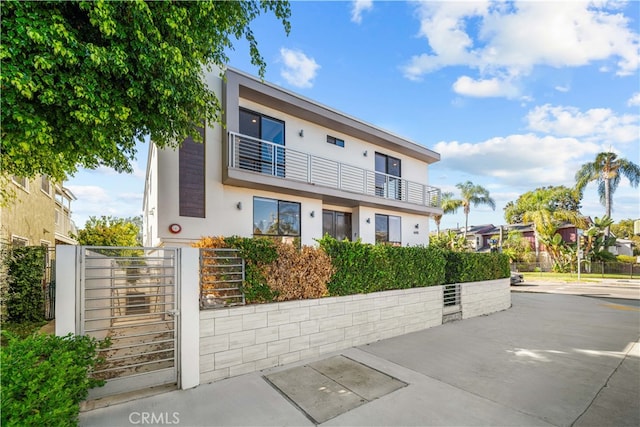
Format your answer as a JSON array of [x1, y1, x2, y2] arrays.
[[199, 279, 510, 383]]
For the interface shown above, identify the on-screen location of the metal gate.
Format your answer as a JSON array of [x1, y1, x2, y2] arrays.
[[79, 247, 179, 399]]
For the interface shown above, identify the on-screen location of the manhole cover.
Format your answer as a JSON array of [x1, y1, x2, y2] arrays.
[[264, 355, 407, 424]]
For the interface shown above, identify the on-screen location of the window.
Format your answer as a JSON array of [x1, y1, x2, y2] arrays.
[[253, 197, 300, 242], [323, 210, 351, 241], [375, 214, 401, 245], [12, 176, 28, 191], [41, 175, 51, 196], [239, 109, 285, 177], [375, 153, 401, 200], [326, 135, 345, 147], [11, 236, 29, 247]]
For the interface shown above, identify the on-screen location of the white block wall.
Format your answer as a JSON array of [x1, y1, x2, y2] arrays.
[[200, 286, 443, 383], [461, 278, 511, 319]]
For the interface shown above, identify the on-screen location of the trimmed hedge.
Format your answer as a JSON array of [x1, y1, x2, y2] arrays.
[[444, 251, 510, 284], [4, 246, 46, 323], [318, 236, 447, 295]]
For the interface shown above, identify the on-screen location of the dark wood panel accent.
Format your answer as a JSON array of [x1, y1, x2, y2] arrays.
[[179, 129, 205, 218]]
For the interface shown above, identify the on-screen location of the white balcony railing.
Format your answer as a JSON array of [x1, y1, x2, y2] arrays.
[[228, 132, 441, 208]]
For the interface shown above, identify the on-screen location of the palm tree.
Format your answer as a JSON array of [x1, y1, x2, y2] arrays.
[[432, 192, 462, 235], [455, 181, 496, 239], [519, 189, 588, 259], [575, 152, 640, 235]]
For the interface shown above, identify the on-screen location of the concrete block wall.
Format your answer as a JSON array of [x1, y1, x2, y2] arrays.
[[461, 278, 511, 319], [199, 286, 443, 383]]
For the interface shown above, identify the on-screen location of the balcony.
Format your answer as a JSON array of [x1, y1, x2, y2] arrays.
[[225, 132, 442, 215]]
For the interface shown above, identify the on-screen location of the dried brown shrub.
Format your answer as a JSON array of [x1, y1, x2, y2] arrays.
[[265, 242, 334, 301]]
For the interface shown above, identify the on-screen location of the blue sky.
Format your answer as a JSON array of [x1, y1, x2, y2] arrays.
[[67, 0, 640, 232]]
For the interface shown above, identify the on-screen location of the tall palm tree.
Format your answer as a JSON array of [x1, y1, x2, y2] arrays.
[[575, 152, 640, 235], [455, 181, 496, 239], [432, 191, 462, 235]]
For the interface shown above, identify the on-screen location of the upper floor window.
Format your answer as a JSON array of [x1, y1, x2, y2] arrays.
[[375, 214, 401, 245], [41, 175, 51, 196], [375, 153, 401, 200], [239, 109, 285, 177], [326, 135, 345, 147], [253, 196, 300, 243], [12, 176, 28, 191]]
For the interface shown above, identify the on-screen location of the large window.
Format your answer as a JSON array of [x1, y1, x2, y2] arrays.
[[253, 197, 300, 242], [239, 109, 285, 177], [375, 153, 401, 200], [322, 210, 351, 241], [375, 214, 401, 245]]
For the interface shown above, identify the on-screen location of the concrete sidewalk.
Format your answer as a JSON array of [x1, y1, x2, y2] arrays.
[[80, 293, 640, 427]]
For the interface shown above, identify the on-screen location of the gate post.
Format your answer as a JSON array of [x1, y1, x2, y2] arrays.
[[55, 245, 79, 336], [179, 247, 200, 389]]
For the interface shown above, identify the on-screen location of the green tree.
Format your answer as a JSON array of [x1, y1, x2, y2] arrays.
[[504, 186, 581, 224], [74, 216, 140, 247], [575, 152, 640, 235], [496, 230, 534, 263], [1, 0, 291, 182], [454, 181, 496, 239], [432, 191, 462, 235]]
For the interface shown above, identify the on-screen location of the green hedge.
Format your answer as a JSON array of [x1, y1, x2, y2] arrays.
[[318, 236, 509, 296], [318, 236, 447, 295], [444, 251, 510, 284], [4, 246, 46, 323], [1, 332, 106, 426]]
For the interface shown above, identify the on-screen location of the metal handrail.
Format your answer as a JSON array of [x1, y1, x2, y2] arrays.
[[228, 131, 441, 208]]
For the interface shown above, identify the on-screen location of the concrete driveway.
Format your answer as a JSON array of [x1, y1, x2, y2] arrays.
[[80, 292, 639, 427]]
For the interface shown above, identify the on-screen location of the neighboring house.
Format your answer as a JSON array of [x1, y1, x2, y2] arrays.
[[610, 239, 634, 257], [143, 68, 442, 247], [446, 222, 582, 254], [1, 175, 78, 248]]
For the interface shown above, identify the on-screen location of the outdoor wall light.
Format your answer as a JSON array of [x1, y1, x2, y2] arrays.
[[236, 202, 242, 210], [299, 129, 304, 137], [366, 218, 371, 224], [310, 210, 315, 218], [415, 224, 419, 229], [363, 150, 368, 157]]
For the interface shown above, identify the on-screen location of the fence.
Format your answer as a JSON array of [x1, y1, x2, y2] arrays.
[[511, 261, 640, 278]]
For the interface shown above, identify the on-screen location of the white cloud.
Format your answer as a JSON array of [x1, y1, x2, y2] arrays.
[[67, 185, 142, 227], [628, 92, 640, 106], [403, 1, 640, 92], [526, 104, 640, 143], [434, 134, 600, 187], [279, 48, 320, 89], [452, 75, 519, 98], [351, 0, 373, 24], [554, 85, 571, 93]]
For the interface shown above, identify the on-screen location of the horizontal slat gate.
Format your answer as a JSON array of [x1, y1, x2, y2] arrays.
[[80, 247, 179, 399]]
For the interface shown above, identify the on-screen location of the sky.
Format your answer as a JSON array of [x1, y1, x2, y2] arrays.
[[67, 0, 640, 233]]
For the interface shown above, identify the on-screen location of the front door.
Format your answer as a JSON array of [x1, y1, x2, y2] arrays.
[[322, 210, 352, 241]]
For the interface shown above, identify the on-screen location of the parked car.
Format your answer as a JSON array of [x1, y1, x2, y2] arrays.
[[510, 272, 524, 285]]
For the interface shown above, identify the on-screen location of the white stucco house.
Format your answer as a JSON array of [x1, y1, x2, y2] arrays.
[[143, 68, 442, 247]]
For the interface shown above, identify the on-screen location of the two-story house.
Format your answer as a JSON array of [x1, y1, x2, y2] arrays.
[[1, 175, 78, 248], [143, 68, 442, 247]]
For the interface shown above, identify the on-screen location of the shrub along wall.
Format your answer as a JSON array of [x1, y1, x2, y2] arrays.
[[3, 246, 46, 323], [317, 236, 447, 295], [194, 236, 510, 304], [444, 251, 510, 285]]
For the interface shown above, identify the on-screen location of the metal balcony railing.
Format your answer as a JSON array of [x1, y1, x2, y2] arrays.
[[228, 132, 441, 208]]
